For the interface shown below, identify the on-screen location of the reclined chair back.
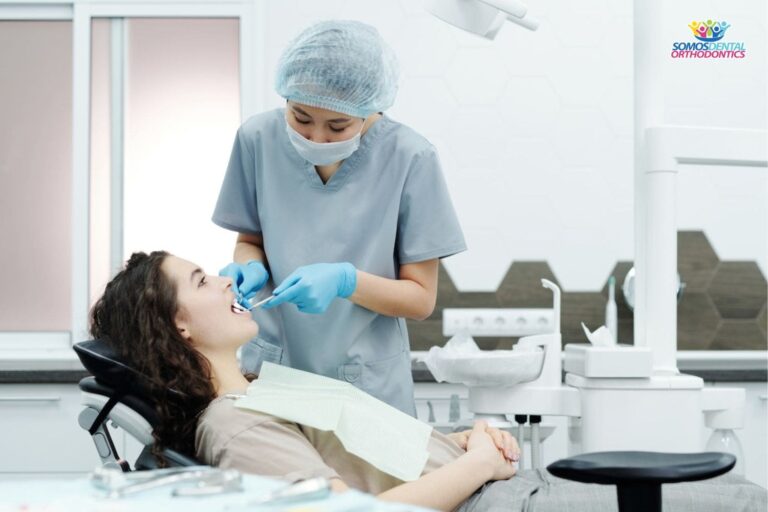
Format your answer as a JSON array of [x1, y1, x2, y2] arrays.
[[74, 339, 200, 471]]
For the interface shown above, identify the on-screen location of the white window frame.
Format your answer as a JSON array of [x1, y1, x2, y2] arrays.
[[0, 0, 264, 359]]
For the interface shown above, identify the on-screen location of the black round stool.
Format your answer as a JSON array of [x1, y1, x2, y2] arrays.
[[547, 451, 736, 512]]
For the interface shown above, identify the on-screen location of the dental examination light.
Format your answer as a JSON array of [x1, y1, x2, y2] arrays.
[[425, 0, 539, 40]]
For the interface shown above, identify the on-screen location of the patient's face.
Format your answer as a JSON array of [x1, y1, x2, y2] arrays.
[[162, 255, 259, 351]]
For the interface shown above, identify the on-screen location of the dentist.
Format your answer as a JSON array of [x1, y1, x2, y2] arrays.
[[213, 20, 465, 415]]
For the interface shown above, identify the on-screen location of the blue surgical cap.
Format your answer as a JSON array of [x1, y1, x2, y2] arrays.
[[275, 20, 399, 118]]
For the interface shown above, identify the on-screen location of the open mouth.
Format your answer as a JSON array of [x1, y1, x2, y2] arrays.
[[231, 298, 248, 315]]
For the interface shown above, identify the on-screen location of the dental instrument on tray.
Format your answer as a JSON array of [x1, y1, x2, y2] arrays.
[[172, 471, 244, 497], [232, 294, 275, 313], [90, 465, 243, 498], [228, 477, 331, 509]]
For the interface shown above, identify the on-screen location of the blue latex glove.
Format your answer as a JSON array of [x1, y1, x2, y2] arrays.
[[263, 262, 357, 314], [219, 260, 269, 304]]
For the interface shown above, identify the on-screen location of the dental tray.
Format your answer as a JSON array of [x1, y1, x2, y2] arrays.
[[563, 344, 653, 378]]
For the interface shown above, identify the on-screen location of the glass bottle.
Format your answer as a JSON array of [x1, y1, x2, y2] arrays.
[[705, 428, 745, 476]]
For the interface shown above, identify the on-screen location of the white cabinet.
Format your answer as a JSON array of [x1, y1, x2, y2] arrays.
[[0, 384, 118, 475]]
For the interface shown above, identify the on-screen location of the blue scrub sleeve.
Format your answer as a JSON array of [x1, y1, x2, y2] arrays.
[[212, 129, 262, 234], [396, 147, 467, 264]]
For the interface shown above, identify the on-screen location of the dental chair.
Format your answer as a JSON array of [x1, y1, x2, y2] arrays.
[[74, 339, 201, 471], [74, 338, 741, 510]]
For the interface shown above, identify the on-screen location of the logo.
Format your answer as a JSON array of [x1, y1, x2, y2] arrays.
[[671, 19, 746, 59], [689, 20, 729, 42]]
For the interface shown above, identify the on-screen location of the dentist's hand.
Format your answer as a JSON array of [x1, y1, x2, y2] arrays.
[[263, 263, 357, 314], [219, 260, 269, 302]]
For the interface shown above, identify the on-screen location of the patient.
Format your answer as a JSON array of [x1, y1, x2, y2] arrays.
[[90, 252, 767, 512]]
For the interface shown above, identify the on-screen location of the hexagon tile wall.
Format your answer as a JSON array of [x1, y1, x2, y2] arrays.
[[407, 231, 767, 351]]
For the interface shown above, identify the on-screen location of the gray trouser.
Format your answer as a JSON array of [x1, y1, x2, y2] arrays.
[[457, 469, 767, 512]]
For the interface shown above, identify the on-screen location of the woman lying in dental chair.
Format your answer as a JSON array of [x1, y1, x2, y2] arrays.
[[90, 251, 766, 512]]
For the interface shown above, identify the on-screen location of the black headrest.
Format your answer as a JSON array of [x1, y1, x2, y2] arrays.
[[73, 339, 153, 396], [74, 340, 201, 465], [74, 339, 186, 401]]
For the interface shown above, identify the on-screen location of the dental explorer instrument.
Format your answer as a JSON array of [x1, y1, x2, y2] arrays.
[[233, 295, 275, 313]]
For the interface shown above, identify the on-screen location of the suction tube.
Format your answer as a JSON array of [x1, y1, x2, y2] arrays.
[[541, 279, 561, 335]]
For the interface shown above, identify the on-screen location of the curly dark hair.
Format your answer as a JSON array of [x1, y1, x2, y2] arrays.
[[89, 251, 217, 466]]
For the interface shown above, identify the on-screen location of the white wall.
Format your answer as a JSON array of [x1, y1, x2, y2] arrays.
[[258, 0, 767, 292]]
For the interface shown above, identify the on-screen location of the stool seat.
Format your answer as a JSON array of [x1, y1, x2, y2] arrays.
[[548, 451, 736, 512], [548, 451, 736, 484]]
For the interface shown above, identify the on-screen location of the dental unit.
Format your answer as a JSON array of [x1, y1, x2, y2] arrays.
[[421, 0, 767, 473], [426, 277, 752, 471]]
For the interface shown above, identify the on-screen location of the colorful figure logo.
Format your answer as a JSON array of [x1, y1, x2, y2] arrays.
[[688, 20, 730, 42]]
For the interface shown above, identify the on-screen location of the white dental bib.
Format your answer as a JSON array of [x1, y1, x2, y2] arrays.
[[234, 362, 432, 481]]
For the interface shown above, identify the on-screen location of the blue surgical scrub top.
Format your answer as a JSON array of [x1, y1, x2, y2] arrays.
[[212, 108, 466, 415]]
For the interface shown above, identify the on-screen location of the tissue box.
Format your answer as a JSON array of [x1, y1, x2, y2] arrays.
[[563, 344, 653, 378]]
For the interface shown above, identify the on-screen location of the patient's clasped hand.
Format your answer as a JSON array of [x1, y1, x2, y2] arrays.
[[235, 362, 433, 481]]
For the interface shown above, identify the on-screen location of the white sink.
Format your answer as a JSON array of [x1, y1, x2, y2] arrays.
[[423, 341, 545, 387]]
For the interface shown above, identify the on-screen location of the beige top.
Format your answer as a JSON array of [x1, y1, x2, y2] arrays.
[[195, 395, 465, 494]]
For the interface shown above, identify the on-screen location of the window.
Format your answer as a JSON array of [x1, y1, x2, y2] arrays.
[[0, 2, 259, 354], [0, 20, 73, 347]]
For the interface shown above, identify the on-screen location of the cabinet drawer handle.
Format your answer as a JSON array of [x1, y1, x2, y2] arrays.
[[0, 396, 62, 403]]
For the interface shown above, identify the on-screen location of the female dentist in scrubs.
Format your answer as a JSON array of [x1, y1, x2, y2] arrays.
[[213, 20, 466, 416]]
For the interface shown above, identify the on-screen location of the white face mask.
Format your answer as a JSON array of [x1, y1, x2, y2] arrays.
[[285, 119, 363, 166]]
